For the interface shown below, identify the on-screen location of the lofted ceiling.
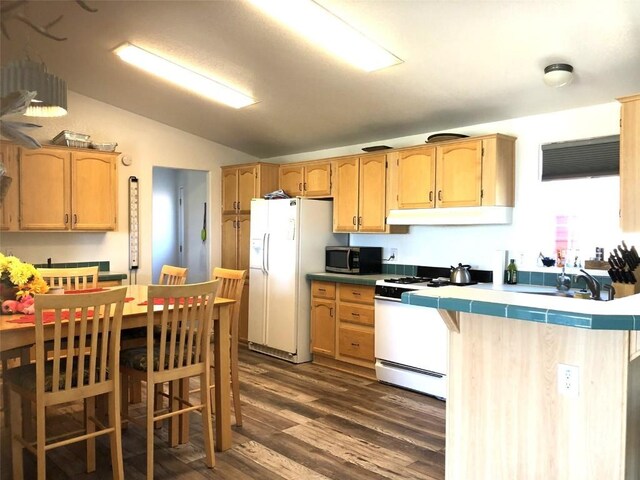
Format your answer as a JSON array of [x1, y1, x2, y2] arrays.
[[1, 0, 639, 159]]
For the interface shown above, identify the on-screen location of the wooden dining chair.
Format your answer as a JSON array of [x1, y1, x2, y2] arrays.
[[5, 287, 128, 480], [211, 267, 247, 427], [2, 266, 100, 426], [158, 265, 188, 285], [123, 264, 188, 404], [120, 280, 220, 478], [38, 265, 99, 290]]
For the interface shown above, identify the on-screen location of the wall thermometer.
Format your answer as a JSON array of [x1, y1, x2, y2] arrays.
[[128, 176, 140, 271]]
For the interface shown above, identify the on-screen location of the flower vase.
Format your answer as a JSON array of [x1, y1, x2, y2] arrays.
[[0, 279, 19, 313]]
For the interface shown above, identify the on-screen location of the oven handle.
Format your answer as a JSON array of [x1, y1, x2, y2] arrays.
[[374, 296, 402, 303]]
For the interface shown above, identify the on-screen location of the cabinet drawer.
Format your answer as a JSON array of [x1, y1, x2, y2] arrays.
[[338, 284, 374, 304], [338, 304, 374, 326], [339, 326, 374, 362], [312, 281, 336, 300]]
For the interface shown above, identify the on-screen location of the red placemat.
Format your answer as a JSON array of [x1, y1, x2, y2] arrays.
[[9, 310, 94, 324], [64, 288, 107, 294]]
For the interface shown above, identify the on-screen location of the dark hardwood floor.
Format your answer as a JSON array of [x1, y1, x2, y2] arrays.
[[0, 348, 446, 479]]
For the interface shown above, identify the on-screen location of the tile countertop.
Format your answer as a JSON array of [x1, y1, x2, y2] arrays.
[[404, 283, 640, 331]]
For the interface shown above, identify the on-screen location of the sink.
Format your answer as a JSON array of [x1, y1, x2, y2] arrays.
[[517, 289, 602, 300]]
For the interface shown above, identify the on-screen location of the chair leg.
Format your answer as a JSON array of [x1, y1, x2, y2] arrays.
[[230, 351, 242, 427], [120, 372, 129, 431], [154, 384, 163, 429], [130, 378, 142, 404], [85, 397, 96, 472], [108, 390, 125, 479], [146, 381, 155, 480], [200, 371, 215, 468], [9, 388, 24, 480], [179, 378, 190, 444], [36, 399, 46, 479], [169, 380, 179, 447]]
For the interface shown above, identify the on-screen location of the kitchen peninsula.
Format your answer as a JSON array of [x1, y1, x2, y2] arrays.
[[404, 285, 640, 480]]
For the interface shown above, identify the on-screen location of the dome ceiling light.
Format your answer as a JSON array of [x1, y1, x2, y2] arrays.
[[543, 63, 574, 88]]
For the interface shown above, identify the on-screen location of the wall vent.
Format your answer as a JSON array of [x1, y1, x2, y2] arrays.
[[541, 135, 619, 181]]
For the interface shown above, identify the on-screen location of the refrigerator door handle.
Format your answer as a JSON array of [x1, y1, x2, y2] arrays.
[[261, 233, 267, 273], [265, 233, 270, 273]]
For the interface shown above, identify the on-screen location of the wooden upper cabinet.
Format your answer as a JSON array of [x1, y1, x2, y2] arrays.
[[280, 165, 304, 197], [333, 154, 392, 233], [358, 154, 387, 232], [619, 94, 640, 232], [9, 144, 117, 231], [71, 151, 117, 230], [436, 139, 483, 208], [19, 147, 70, 230], [221, 163, 280, 215], [333, 157, 360, 232], [279, 161, 332, 198], [394, 134, 515, 210], [397, 146, 436, 208], [0, 143, 19, 231]]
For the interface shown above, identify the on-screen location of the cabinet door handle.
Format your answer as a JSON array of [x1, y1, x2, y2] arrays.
[[329, 307, 334, 317], [237, 201, 240, 211], [438, 190, 443, 201], [351, 312, 360, 316], [64, 214, 69, 224], [352, 291, 361, 296], [304, 182, 307, 191], [358, 216, 362, 226], [73, 214, 77, 225], [352, 216, 357, 225], [429, 191, 433, 202], [318, 288, 326, 292], [298, 182, 303, 192], [351, 342, 360, 347]]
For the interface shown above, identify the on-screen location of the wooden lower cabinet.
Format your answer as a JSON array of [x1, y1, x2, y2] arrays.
[[310, 280, 376, 377]]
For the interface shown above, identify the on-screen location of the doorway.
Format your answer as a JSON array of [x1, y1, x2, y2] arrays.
[[152, 167, 209, 283]]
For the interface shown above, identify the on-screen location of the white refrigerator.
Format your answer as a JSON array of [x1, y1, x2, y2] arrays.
[[248, 197, 346, 363]]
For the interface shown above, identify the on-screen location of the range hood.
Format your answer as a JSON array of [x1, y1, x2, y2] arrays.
[[386, 206, 513, 226]]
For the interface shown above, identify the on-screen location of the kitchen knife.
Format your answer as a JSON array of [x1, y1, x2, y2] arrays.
[[608, 268, 622, 283], [618, 244, 633, 270], [629, 245, 640, 269], [613, 248, 626, 269], [629, 270, 637, 284]]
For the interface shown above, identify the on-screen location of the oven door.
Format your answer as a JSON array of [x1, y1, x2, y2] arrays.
[[374, 297, 448, 375]]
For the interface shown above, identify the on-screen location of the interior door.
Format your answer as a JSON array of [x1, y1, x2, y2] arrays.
[[264, 199, 299, 353]]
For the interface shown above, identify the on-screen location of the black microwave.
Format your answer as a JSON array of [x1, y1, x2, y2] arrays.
[[325, 246, 382, 275]]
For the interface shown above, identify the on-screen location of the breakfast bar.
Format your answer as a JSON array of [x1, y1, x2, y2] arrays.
[[404, 285, 640, 480]]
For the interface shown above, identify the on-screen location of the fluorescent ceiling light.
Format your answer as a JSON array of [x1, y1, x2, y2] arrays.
[[114, 43, 256, 109], [248, 0, 402, 72]]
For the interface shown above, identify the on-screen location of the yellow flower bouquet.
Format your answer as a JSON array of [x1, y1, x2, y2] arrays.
[[0, 253, 49, 299]]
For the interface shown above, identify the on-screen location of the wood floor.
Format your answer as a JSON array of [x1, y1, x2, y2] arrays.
[[0, 347, 446, 479]]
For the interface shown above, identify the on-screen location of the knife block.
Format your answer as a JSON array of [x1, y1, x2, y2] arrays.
[[612, 267, 640, 298]]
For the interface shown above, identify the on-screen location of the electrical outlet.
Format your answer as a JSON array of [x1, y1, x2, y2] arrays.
[[557, 363, 579, 398], [389, 248, 398, 262]]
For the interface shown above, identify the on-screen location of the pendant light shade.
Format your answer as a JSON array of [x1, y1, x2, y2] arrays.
[[1, 60, 67, 117], [543, 63, 574, 88]]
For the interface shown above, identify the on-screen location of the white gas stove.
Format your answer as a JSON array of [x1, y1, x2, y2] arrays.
[[373, 267, 488, 400]]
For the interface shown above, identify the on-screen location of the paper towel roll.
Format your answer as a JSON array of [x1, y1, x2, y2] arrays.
[[493, 250, 507, 285]]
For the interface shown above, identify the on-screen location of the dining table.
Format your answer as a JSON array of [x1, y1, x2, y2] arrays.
[[0, 284, 236, 452]]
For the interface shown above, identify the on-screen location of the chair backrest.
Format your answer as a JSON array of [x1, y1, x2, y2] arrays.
[[212, 268, 246, 335], [38, 266, 99, 290], [34, 287, 127, 403], [147, 280, 220, 374], [158, 265, 188, 285]]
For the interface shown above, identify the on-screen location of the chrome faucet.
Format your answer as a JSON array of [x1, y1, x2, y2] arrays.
[[556, 265, 571, 291], [574, 269, 601, 300]]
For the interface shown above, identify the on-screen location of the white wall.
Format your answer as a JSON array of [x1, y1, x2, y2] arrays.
[[266, 102, 640, 271], [1, 91, 258, 283]]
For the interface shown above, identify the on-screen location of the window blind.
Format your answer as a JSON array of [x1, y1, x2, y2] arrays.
[[541, 135, 619, 181]]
